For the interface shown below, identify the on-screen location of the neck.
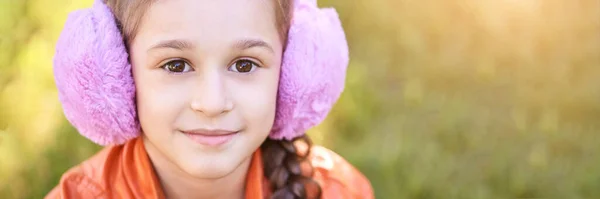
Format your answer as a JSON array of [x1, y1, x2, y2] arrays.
[[142, 136, 251, 199]]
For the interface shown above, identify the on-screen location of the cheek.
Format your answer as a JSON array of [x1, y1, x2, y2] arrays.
[[133, 65, 190, 132], [230, 70, 280, 133]]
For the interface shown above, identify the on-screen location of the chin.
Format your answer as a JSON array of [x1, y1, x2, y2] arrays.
[[170, 132, 262, 179], [179, 155, 241, 179]]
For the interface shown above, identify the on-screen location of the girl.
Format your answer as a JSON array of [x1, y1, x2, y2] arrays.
[[48, 0, 372, 198]]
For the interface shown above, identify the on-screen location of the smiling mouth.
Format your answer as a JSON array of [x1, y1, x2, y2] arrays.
[[182, 130, 238, 146]]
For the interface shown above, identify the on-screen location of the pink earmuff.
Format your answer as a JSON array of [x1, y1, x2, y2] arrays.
[[54, 0, 348, 145]]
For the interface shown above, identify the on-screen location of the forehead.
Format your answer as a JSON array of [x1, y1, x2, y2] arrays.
[[132, 0, 280, 50]]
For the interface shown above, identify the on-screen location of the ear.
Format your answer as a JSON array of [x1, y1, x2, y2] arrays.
[[54, 0, 139, 145], [270, 0, 349, 140]]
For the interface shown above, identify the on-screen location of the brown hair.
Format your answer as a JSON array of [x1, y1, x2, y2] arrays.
[[103, 0, 322, 198]]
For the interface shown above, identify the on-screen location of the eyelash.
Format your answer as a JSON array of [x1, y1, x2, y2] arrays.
[[228, 58, 261, 74], [159, 58, 262, 74], [160, 59, 193, 74]]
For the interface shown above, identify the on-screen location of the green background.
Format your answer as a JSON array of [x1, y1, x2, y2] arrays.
[[1, 0, 599, 198]]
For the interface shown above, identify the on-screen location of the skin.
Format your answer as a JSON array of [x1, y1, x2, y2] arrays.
[[128, 0, 283, 198]]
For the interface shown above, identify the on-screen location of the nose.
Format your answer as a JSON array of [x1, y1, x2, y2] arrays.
[[190, 69, 233, 117]]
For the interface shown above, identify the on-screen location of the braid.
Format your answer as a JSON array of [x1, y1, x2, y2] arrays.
[[261, 135, 322, 199]]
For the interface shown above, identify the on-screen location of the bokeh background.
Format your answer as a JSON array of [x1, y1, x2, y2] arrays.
[[1, 0, 599, 198]]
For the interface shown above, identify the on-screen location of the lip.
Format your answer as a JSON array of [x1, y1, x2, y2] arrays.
[[182, 129, 238, 146]]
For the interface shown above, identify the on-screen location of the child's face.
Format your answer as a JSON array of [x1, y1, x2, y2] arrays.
[[129, 0, 283, 179]]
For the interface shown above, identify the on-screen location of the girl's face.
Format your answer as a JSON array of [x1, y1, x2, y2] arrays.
[[129, 0, 283, 179]]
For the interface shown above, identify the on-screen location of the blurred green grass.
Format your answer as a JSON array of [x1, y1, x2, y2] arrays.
[[1, 0, 599, 198]]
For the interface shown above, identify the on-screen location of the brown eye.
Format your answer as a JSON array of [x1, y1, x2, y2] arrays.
[[230, 59, 258, 73], [162, 60, 192, 73]]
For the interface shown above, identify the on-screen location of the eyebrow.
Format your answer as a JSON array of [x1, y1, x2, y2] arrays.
[[148, 39, 195, 52], [147, 38, 274, 54], [234, 39, 274, 54]]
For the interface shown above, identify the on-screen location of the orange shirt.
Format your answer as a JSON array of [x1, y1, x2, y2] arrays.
[[45, 137, 373, 199]]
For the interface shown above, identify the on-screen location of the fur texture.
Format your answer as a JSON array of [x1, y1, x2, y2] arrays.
[[270, 0, 349, 140], [54, 0, 138, 145]]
